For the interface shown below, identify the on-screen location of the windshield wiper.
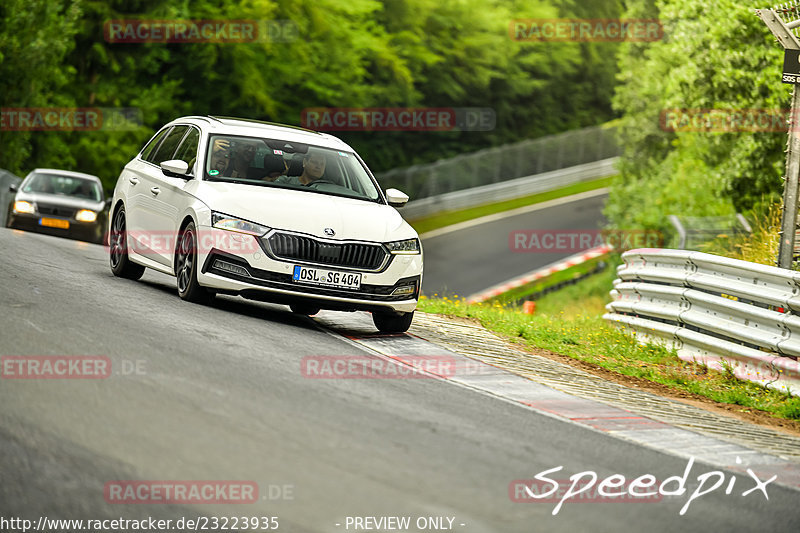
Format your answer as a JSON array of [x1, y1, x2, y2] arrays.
[[204, 176, 257, 186]]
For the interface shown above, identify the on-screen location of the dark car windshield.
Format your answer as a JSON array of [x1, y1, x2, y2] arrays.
[[23, 173, 103, 202], [204, 135, 381, 202]]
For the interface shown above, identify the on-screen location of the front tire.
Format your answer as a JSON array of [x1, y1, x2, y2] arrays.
[[175, 222, 215, 305], [109, 206, 146, 280], [372, 310, 414, 333]]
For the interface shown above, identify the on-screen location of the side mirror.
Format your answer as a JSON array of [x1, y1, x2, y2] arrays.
[[9, 183, 18, 193], [386, 188, 409, 208], [160, 159, 190, 178]]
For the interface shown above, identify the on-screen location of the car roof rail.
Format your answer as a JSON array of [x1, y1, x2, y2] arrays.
[[208, 115, 321, 134], [178, 115, 214, 123]]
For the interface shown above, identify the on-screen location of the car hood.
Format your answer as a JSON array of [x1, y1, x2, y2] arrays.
[[16, 191, 105, 211], [188, 181, 417, 242]]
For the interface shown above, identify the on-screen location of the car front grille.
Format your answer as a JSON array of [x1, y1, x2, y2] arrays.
[[266, 232, 388, 271], [204, 252, 419, 303], [37, 203, 77, 218]]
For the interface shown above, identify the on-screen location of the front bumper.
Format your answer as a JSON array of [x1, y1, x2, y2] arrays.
[[7, 212, 104, 244], [194, 227, 422, 313]]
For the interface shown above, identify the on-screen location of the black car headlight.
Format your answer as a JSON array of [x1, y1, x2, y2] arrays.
[[212, 212, 270, 236], [385, 238, 421, 255]]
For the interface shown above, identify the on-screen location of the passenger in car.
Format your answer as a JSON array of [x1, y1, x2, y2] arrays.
[[209, 139, 231, 174], [38, 176, 55, 194], [208, 138, 258, 179], [72, 180, 95, 199], [227, 140, 258, 179]]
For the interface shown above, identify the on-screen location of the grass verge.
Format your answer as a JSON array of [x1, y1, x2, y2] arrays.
[[408, 176, 613, 235], [417, 293, 800, 420], [700, 203, 782, 267]]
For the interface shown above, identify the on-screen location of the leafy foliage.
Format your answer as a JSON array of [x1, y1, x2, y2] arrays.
[[1, 0, 622, 189], [0, 0, 81, 174], [607, 0, 787, 236]]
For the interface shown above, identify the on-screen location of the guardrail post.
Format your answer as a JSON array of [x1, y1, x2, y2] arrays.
[[780, 85, 800, 268], [668, 215, 687, 249], [757, 6, 800, 268]]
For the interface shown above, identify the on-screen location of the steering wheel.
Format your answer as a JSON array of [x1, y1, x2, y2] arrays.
[[306, 179, 336, 187]]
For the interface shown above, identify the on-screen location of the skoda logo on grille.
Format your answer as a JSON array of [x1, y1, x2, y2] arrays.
[[324, 227, 335, 237]]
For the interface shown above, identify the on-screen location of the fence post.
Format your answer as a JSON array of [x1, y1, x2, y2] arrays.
[[757, 5, 800, 268]]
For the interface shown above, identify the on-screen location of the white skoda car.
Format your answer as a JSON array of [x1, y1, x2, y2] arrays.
[[108, 116, 422, 333]]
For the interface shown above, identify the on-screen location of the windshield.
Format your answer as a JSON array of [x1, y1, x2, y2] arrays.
[[205, 135, 382, 202], [22, 173, 103, 202]]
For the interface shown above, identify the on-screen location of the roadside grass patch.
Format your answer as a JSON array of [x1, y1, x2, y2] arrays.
[[417, 296, 800, 420], [700, 202, 786, 268], [530, 258, 620, 318]]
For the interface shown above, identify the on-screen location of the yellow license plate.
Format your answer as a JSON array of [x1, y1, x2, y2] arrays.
[[40, 217, 70, 229]]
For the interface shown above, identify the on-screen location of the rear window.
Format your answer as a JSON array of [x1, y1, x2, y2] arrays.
[[173, 128, 200, 168], [150, 125, 190, 165], [140, 128, 170, 162]]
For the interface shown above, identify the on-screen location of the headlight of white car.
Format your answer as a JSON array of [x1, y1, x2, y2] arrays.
[[385, 238, 421, 255], [211, 212, 270, 236]]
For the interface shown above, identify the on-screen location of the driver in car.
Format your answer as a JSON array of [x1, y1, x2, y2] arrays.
[[275, 152, 326, 186]]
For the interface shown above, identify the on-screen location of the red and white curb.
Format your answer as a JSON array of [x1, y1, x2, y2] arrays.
[[466, 245, 611, 304]]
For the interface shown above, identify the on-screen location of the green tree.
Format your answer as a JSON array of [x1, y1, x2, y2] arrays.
[[0, 0, 81, 175], [607, 0, 786, 236], [2, 0, 628, 187]]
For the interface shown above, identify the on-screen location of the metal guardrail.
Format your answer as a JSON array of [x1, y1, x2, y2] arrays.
[[377, 124, 620, 202], [604, 249, 800, 396], [396, 157, 618, 220], [667, 214, 752, 250]]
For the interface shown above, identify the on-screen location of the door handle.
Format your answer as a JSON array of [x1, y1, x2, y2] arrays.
[[150, 187, 160, 195], [128, 177, 139, 185]]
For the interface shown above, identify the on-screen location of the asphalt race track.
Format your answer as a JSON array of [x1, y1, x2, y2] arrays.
[[1, 227, 799, 533], [420, 190, 608, 298]]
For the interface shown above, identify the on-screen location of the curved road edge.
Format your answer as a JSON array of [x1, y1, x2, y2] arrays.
[[313, 310, 800, 490]]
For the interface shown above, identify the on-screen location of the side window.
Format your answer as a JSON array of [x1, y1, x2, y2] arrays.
[[140, 128, 170, 162], [173, 128, 200, 169], [149, 125, 189, 165]]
